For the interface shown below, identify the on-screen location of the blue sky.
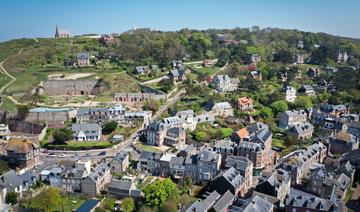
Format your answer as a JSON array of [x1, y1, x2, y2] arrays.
[[1, 0, 360, 42]]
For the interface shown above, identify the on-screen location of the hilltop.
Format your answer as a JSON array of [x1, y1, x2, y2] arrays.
[[0, 27, 359, 111]]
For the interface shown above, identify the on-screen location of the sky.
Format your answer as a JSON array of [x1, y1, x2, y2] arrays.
[[1, 0, 360, 42]]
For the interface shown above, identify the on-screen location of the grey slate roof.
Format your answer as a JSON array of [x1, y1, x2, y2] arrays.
[[77, 52, 90, 60], [0, 170, 22, 191], [225, 156, 253, 171], [212, 190, 235, 211], [72, 123, 101, 137], [87, 163, 109, 183], [214, 167, 244, 190]]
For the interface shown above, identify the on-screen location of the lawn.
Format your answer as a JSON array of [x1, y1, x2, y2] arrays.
[[0, 96, 17, 112], [22, 190, 87, 212], [134, 143, 163, 153]]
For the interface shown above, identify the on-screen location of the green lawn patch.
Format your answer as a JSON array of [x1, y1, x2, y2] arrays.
[[134, 143, 163, 153], [0, 96, 17, 112]]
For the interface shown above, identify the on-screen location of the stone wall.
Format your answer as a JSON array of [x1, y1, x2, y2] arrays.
[[8, 120, 46, 135], [25, 109, 76, 123], [42, 80, 103, 96]]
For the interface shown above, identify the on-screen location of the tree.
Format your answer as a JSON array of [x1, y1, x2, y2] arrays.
[[270, 100, 288, 115], [194, 131, 209, 142], [294, 96, 313, 109], [143, 178, 180, 207], [30, 187, 63, 211], [217, 48, 230, 67], [102, 121, 118, 134], [273, 50, 293, 63], [16, 105, 30, 120], [52, 128, 73, 144], [122, 197, 135, 212], [260, 107, 273, 118], [5, 191, 18, 205], [143, 99, 161, 112], [30, 93, 42, 106], [218, 128, 233, 138]]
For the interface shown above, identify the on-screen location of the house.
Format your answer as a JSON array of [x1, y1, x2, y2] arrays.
[[72, 123, 102, 141], [144, 122, 167, 146], [237, 97, 253, 112], [298, 40, 304, 49], [76, 105, 126, 124], [59, 167, 88, 192], [177, 144, 197, 157], [169, 157, 186, 179], [137, 151, 161, 174], [182, 190, 235, 212], [250, 54, 262, 64], [337, 51, 349, 63], [329, 132, 358, 154], [112, 135, 124, 143], [348, 121, 360, 138], [320, 103, 348, 116], [236, 122, 274, 175], [210, 167, 246, 196], [163, 127, 186, 149], [307, 67, 321, 77], [203, 59, 215, 67], [284, 86, 297, 102], [225, 156, 253, 189], [0, 170, 23, 197], [172, 60, 183, 69], [168, 69, 186, 84], [213, 139, 235, 163], [256, 169, 291, 204], [134, 66, 150, 75], [250, 70, 262, 81], [6, 138, 40, 170], [107, 179, 142, 199], [228, 195, 274, 212], [100, 34, 116, 46], [211, 102, 233, 118], [77, 53, 90, 67], [294, 54, 304, 64], [0, 124, 10, 140], [159, 153, 176, 177], [184, 150, 222, 183], [109, 151, 129, 174], [213, 75, 238, 92], [278, 110, 308, 129], [76, 199, 101, 212], [286, 122, 314, 140], [76, 159, 92, 174], [55, 25, 70, 38], [298, 85, 316, 96], [285, 193, 345, 212], [280, 142, 327, 186], [81, 163, 111, 197]]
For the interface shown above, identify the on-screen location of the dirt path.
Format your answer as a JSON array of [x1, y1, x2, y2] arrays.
[[0, 52, 18, 94]]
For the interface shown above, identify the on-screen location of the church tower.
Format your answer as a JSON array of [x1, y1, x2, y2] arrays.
[[55, 24, 59, 38]]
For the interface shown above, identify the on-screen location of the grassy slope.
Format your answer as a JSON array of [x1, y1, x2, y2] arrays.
[[0, 37, 140, 107]]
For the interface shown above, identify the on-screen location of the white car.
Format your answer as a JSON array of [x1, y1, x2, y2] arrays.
[[58, 154, 66, 158]]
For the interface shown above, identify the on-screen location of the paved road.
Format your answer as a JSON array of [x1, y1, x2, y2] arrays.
[[140, 75, 169, 85]]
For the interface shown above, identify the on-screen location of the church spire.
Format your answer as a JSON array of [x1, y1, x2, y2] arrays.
[[55, 24, 59, 37]]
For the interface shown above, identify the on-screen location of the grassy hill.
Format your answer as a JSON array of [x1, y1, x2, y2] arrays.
[[0, 37, 139, 108]]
